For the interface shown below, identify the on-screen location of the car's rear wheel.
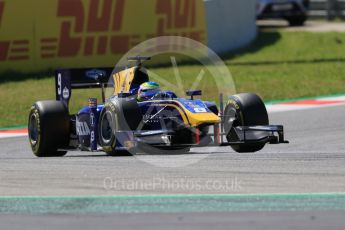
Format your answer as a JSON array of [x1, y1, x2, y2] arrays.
[[224, 93, 269, 153], [287, 15, 307, 26], [28, 101, 70, 157]]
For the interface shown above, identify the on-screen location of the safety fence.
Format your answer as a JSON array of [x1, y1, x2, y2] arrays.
[[310, 0, 345, 19]]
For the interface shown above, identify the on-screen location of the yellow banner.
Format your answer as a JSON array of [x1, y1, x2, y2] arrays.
[[0, 0, 207, 73]]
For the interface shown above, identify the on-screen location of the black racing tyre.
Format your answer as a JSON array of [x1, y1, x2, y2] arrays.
[[28, 101, 70, 157], [287, 15, 307, 26], [224, 93, 269, 153], [98, 98, 142, 156], [303, 0, 310, 8]]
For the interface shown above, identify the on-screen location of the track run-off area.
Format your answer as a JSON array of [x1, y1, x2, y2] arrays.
[[0, 94, 345, 229]]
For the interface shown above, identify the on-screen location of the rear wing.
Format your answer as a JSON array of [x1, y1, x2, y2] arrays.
[[55, 68, 114, 107]]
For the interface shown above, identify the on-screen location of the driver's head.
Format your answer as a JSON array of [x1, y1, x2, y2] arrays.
[[137, 81, 160, 101]]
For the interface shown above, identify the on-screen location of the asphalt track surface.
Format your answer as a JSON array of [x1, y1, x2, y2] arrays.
[[0, 105, 345, 229]]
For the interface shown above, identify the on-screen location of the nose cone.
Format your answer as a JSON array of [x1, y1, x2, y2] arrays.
[[177, 99, 221, 127]]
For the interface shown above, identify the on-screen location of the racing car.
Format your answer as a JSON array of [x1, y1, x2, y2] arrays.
[[257, 0, 309, 26], [28, 56, 288, 157]]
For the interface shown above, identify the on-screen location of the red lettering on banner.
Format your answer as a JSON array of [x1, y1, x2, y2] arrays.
[[57, 0, 84, 57], [8, 40, 30, 61], [58, 0, 84, 33], [190, 0, 196, 27], [84, 37, 94, 56], [156, 0, 196, 29], [189, 31, 202, 41], [0, 40, 30, 62], [0, 2, 31, 63], [97, 36, 107, 55], [111, 36, 129, 53], [156, 0, 173, 30], [0, 41, 9, 61], [40, 38, 58, 58], [44, 0, 203, 60], [0, 0, 9, 61], [175, 0, 191, 28], [52, 0, 127, 58], [58, 23, 82, 57], [87, 0, 112, 32], [155, 0, 203, 42], [0, 1, 4, 27], [112, 0, 125, 31]]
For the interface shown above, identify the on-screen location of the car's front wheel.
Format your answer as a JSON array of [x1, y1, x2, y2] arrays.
[[98, 98, 141, 156], [224, 93, 269, 153]]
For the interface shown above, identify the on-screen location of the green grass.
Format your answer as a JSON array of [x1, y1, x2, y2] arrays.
[[1, 31, 345, 127], [228, 31, 345, 62], [0, 78, 103, 127], [228, 31, 345, 99]]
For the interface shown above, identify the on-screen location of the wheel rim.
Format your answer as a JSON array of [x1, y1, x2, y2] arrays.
[[224, 106, 244, 143], [224, 107, 239, 132], [28, 113, 38, 146], [100, 111, 114, 144]]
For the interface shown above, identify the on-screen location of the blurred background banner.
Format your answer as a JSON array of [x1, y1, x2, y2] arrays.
[[0, 0, 207, 73], [309, 0, 345, 20]]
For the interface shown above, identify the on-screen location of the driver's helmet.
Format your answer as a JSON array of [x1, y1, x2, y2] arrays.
[[137, 81, 161, 101]]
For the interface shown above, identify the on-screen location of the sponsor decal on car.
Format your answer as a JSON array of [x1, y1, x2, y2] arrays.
[[178, 99, 209, 113], [76, 121, 90, 136], [62, 87, 69, 99], [194, 108, 207, 113]]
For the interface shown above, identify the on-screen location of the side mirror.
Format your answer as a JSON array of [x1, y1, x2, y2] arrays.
[[186, 90, 202, 100]]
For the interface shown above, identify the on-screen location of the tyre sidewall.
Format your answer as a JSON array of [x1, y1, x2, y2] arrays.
[[28, 106, 42, 154], [98, 98, 141, 156], [28, 101, 69, 157], [98, 103, 117, 154], [225, 93, 269, 153]]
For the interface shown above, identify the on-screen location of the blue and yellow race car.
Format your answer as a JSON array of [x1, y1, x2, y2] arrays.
[[28, 56, 288, 157]]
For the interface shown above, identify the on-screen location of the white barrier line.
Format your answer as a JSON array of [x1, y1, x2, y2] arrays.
[[0, 133, 28, 139]]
